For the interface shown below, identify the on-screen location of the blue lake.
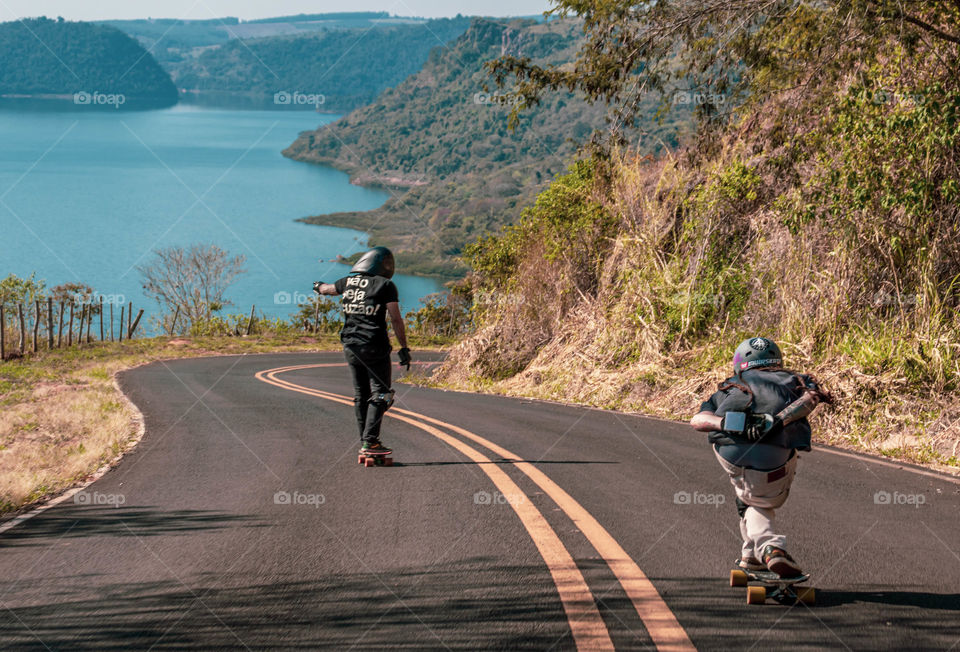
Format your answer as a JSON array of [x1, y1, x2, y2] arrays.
[[0, 105, 443, 331]]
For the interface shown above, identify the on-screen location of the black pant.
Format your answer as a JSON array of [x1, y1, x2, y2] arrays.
[[344, 346, 392, 443]]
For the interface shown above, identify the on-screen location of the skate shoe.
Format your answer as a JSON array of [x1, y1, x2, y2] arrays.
[[736, 556, 765, 571], [361, 441, 392, 455], [762, 545, 803, 577]]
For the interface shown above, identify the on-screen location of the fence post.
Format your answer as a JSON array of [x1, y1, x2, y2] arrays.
[[17, 303, 25, 354], [86, 304, 93, 343], [246, 305, 255, 336], [47, 298, 53, 350], [57, 302, 64, 348], [33, 300, 39, 354], [110, 303, 114, 342], [170, 305, 180, 336], [67, 303, 74, 347], [129, 309, 144, 339], [78, 305, 87, 346], [118, 306, 124, 342], [0, 305, 5, 361], [313, 301, 320, 333], [99, 298, 104, 342]]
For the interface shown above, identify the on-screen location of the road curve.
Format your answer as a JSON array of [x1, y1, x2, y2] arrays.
[[1, 351, 958, 650]]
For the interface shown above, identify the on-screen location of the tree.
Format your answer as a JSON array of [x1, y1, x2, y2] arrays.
[[489, 1, 960, 147], [138, 244, 246, 330]]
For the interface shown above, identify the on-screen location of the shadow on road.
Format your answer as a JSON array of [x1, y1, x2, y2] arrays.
[[0, 507, 263, 547], [395, 459, 616, 467], [0, 560, 577, 650], [816, 590, 960, 610]]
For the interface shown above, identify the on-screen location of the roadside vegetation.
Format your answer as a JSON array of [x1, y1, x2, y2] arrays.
[[431, 1, 960, 473]]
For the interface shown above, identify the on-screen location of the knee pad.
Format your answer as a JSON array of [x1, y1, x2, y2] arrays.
[[370, 389, 395, 410], [736, 497, 749, 519]]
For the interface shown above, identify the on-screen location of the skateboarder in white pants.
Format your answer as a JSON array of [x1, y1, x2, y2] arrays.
[[690, 337, 831, 577]]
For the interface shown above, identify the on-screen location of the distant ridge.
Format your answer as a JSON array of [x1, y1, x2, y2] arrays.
[[0, 18, 177, 106]]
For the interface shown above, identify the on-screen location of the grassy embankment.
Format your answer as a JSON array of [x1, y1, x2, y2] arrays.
[[427, 22, 960, 477]]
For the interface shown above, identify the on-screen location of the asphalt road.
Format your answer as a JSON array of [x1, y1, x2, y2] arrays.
[[1, 351, 958, 650]]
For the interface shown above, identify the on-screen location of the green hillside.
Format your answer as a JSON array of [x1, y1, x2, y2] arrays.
[[0, 18, 177, 104], [288, 18, 689, 277], [436, 2, 960, 470], [169, 18, 472, 112]]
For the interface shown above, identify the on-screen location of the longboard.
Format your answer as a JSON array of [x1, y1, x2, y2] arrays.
[[729, 567, 814, 605], [358, 449, 393, 468]]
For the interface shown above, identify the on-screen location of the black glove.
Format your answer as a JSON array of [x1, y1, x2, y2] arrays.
[[744, 414, 782, 441], [397, 347, 411, 370], [312, 281, 325, 295]]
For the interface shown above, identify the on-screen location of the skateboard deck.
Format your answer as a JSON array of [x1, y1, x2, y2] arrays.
[[357, 449, 393, 468], [729, 567, 814, 605]]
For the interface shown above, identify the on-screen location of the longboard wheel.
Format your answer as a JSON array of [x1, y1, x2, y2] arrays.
[[364, 458, 375, 467], [384, 457, 393, 467], [746, 586, 766, 604], [795, 586, 815, 604], [358, 455, 365, 465], [730, 570, 748, 587]]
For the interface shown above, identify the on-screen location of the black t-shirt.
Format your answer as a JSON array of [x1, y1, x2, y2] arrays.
[[699, 369, 819, 451], [334, 274, 398, 355]]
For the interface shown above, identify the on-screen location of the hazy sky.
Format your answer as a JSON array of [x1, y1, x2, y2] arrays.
[[0, 0, 554, 21]]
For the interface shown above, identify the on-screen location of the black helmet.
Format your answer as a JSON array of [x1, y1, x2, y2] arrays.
[[350, 246, 395, 279], [732, 337, 782, 376]]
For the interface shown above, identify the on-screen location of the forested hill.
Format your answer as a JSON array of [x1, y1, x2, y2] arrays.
[[0, 18, 177, 103], [169, 17, 472, 112], [286, 18, 688, 277]]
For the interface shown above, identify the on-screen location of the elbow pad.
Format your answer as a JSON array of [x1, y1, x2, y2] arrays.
[[775, 391, 820, 426]]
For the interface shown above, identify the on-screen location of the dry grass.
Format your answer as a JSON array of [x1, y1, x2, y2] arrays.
[[432, 143, 960, 476]]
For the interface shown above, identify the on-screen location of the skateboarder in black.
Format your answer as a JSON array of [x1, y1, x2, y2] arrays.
[[313, 246, 411, 454], [690, 337, 830, 577]]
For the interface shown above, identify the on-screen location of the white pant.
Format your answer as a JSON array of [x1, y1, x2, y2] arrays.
[[714, 449, 798, 559]]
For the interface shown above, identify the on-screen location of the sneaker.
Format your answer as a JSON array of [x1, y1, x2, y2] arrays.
[[736, 556, 765, 571], [361, 441, 392, 455], [762, 545, 803, 577]]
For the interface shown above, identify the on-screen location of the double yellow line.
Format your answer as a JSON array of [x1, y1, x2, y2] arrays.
[[256, 364, 695, 651]]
